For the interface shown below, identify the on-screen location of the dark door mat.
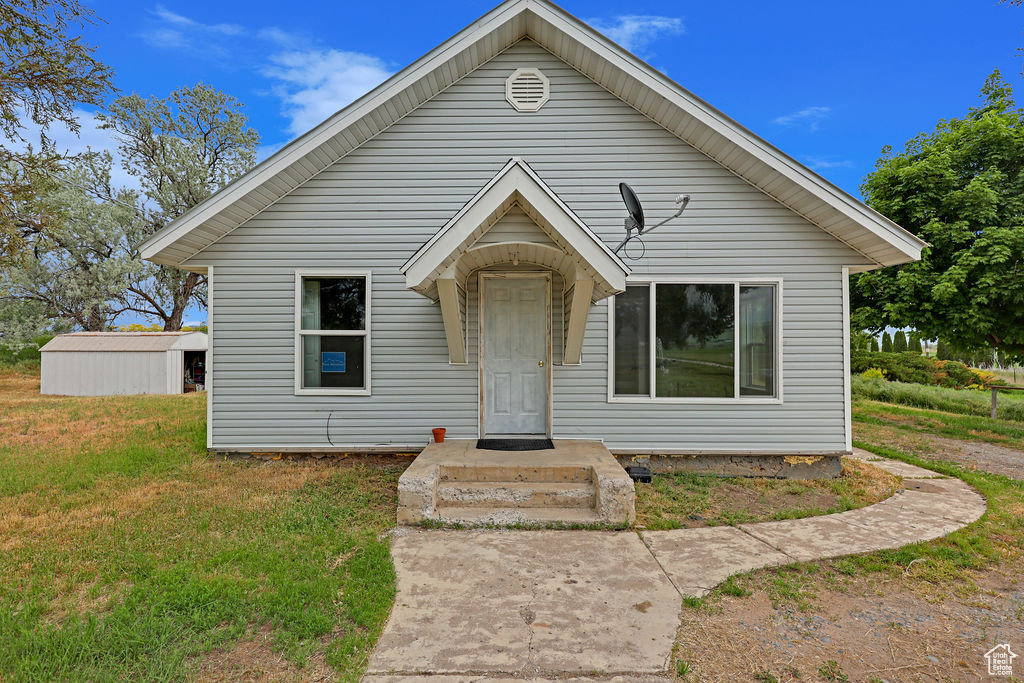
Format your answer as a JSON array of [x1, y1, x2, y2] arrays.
[[476, 438, 555, 451]]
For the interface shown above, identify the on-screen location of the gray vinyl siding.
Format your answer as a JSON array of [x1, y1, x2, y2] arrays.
[[190, 39, 871, 452], [475, 206, 556, 246]]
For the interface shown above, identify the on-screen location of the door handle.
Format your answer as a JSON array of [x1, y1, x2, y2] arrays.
[[538, 361, 545, 367]]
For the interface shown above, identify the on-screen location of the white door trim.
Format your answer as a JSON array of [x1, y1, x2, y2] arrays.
[[478, 271, 552, 438]]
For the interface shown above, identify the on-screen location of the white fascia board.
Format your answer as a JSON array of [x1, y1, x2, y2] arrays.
[[140, 0, 534, 264], [142, 0, 924, 270], [526, 2, 926, 264]]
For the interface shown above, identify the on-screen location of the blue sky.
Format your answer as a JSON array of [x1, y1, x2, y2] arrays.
[[57, 0, 1023, 325]]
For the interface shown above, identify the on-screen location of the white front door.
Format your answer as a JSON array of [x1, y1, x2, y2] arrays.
[[481, 274, 549, 436]]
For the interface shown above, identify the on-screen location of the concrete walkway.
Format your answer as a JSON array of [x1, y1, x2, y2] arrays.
[[365, 450, 987, 680]]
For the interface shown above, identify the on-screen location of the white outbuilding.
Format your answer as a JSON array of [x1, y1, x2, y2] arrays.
[[39, 332, 207, 396]]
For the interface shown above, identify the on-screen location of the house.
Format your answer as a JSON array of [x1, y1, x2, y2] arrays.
[[40, 332, 207, 396], [139, 0, 923, 485]]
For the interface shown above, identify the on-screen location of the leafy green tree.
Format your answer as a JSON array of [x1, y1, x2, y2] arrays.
[[937, 340, 950, 361], [1, 84, 259, 341], [869, 336, 879, 353], [881, 331, 893, 352], [910, 333, 923, 354], [0, 0, 115, 264], [97, 83, 259, 330], [893, 330, 907, 352], [0, 153, 142, 337], [852, 71, 1024, 359]]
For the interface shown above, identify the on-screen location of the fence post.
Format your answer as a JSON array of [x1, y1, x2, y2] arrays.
[[991, 386, 998, 419]]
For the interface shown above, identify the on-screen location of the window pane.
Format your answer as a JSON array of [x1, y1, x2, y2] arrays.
[[302, 335, 365, 389], [613, 285, 650, 396], [301, 277, 365, 331], [655, 284, 735, 397], [740, 286, 775, 396]]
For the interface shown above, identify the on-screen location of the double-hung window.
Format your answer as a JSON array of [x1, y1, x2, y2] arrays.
[[295, 271, 371, 395], [611, 281, 779, 401]]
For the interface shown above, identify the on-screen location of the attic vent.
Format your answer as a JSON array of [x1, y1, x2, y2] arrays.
[[505, 68, 549, 112]]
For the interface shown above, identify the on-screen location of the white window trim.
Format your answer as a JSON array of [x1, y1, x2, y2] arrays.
[[294, 269, 372, 396], [606, 277, 784, 404]]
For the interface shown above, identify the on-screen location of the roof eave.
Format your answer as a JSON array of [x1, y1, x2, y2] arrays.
[[141, 0, 925, 270]]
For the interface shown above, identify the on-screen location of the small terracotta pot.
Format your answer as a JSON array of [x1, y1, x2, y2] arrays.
[[432, 427, 446, 443]]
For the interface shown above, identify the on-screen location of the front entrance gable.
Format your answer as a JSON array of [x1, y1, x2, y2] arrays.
[[401, 158, 629, 365]]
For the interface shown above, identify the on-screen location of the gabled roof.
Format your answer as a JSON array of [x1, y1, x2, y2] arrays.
[[40, 332, 208, 352], [402, 158, 629, 298], [140, 0, 925, 270]]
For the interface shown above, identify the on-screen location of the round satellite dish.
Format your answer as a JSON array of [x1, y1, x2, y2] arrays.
[[619, 182, 644, 231]]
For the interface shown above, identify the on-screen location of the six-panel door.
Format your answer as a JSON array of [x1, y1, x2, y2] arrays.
[[482, 275, 549, 436]]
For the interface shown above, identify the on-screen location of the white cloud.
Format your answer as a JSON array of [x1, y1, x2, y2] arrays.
[[263, 51, 392, 137], [152, 5, 242, 36], [804, 156, 854, 171], [139, 7, 392, 140], [141, 6, 257, 55], [773, 106, 831, 131], [139, 27, 187, 49], [587, 15, 684, 55]]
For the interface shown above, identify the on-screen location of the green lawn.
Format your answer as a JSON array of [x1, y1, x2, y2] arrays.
[[853, 398, 1024, 450], [0, 366, 401, 681], [853, 374, 1024, 420]]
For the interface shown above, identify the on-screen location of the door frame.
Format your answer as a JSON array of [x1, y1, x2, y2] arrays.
[[478, 271, 552, 438]]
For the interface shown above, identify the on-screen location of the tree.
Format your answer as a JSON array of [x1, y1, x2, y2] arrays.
[[937, 340, 950, 361], [96, 83, 259, 330], [881, 331, 893, 352], [0, 153, 142, 335], [893, 330, 907, 352], [909, 332, 923, 354], [1, 84, 259, 341], [0, 0, 115, 264], [869, 336, 879, 353], [852, 71, 1024, 360]]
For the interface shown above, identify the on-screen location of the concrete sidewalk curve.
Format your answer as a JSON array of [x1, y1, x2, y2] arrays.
[[365, 449, 986, 679]]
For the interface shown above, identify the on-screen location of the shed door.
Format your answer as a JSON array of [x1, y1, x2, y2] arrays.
[[481, 275, 549, 436]]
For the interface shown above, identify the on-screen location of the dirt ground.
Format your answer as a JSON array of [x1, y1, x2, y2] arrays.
[[860, 423, 1024, 481], [676, 564, 1024, 682], [671, 427, 1024, 683]]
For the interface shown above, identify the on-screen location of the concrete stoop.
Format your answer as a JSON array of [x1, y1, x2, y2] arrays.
[[397, 440, 635, 526]]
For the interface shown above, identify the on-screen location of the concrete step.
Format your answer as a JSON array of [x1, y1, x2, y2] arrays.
[[436, 481, 596, 508], [436, 506, 604, 527], [438, 464, 593, 483]]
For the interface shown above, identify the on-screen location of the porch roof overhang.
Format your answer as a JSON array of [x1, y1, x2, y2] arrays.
[[401, 158, 630, 364]]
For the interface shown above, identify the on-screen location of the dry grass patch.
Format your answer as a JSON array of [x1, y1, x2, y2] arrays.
[[636, 458, 900, 530], [0, 365, 404, 681]]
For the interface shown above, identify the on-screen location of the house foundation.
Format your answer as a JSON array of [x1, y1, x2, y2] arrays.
[[614, 452, 844, 479]]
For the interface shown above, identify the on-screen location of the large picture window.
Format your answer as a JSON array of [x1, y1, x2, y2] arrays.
[[611, 281, 778, 400], [295, 271, 370, 395]]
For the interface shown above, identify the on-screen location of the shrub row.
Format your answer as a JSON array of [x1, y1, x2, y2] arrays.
[[0, 335, 53, 366], [850, 350, 1002, 389], [852, 375, 1024, 421]]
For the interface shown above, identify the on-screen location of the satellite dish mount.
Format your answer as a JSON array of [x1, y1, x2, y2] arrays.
[[613, 182, 690, 259]]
